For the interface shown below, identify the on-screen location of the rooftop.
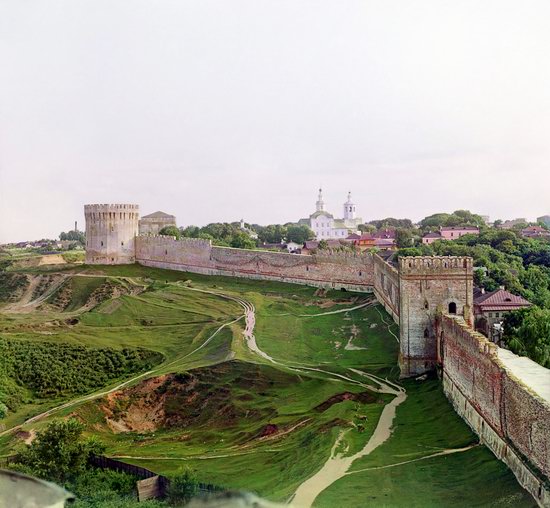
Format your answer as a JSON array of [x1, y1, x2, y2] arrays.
[[474, 288, 531, 309], [141, 211, 175, 219]]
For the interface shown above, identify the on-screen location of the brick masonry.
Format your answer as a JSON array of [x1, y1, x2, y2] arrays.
[[437, 315, 550, 506], [135, 235, 374, 292]]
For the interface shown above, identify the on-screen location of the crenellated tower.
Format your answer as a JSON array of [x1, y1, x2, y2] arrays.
[[84, 204, 139, 264], [398, 256, 473, 377]]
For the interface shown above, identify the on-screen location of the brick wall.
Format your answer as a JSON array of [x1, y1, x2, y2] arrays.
[[373, 254, 399, 323], [437, 315, 550, 506], [135, 236, 375, 291]]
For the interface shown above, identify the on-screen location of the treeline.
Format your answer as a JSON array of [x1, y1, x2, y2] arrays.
[[158, 222, 315, 249], [0, 338, 163, 416]]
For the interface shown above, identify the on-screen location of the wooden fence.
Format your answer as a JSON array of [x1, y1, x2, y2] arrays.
[[90, 455, 224, 501]]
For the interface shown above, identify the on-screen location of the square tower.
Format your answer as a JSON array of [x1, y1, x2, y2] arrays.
[[398, 256, 473, 377]]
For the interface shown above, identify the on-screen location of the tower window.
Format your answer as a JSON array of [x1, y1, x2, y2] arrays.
[[424, 328, 429, 338], [121, 241, 124, 246], [448, 302, 457, 314], [101, 241, 104, 246]]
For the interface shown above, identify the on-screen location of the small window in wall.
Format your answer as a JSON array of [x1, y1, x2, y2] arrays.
[[306, 266, 309, 271], [359, 271, 362, 276], [121, 241, 124, 246], [448, 302, 457, 314], [424, 300, 429, 310], [165, 250, 168, 255], [101, 241, 104, 247], [424, 328, 429, 338]]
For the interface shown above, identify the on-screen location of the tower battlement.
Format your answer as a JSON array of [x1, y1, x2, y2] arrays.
[[399, 256, 473, 276]]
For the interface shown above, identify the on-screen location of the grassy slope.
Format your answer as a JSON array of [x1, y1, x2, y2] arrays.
[[0, 262, 536, 506]]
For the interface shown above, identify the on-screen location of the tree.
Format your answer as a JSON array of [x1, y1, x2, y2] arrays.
[[15, 419, 105, 483], [503, 307, 550, 368], [286, 225, 315, 244], [318, 239, 329, 250], [230, 232, 256, 249], [159, 225, 181, 239], [167, 470, 199, 504], [257, 224, 287, 244], [0, 402, 7, 419], [395, 228, 413, 248]]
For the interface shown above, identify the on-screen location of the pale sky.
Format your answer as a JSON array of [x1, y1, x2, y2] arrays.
[[1, 0, 549, 243]]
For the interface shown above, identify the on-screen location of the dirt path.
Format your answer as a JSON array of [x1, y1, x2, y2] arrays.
[[291, 374, 406, 508]]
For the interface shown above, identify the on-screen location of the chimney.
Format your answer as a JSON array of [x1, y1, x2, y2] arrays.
[[74, 221, 77, 231]]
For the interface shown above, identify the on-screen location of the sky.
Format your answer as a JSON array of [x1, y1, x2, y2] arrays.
[[1, 0, 549, 243]]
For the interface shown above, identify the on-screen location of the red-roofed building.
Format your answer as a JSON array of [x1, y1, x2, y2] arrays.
[[521, 226, 550, 239], [474, 288, 531, 342], [346, 233, 376, 250]]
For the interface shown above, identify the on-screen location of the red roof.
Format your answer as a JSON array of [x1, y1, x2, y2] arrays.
[[372, 229, 396, 239], [474, 289, 531, 311]]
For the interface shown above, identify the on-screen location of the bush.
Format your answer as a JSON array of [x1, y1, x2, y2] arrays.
[[167, 470, 200, 504]]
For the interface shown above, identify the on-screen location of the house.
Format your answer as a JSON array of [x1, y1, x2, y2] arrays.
[[301, 239, 347, 255], [521, 226, 550, 239], [440, 226, 479, 240], [538, 215, 550, 228], [422, 232, 442, 245], [346, 233, 375, 250], [139, 211, 177, 235], [498, 218, 527, 229], [473, 288, 531, 343]]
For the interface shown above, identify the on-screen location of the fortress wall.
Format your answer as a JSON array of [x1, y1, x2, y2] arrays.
[[135, 235, 375, 291], [373, 254, 399, 324], [439, 315, 550, 506]]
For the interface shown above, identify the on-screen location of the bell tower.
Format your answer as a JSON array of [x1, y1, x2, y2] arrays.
[[315, 188, 325, 212], [343, 191, 356, 220]]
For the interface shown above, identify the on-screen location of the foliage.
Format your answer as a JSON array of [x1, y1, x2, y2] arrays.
[[317, 239, 329, 250], [0, 337, 162, 410], [286, 224, 315, 244], [0, 402, 7, 419], [368, 218, 413, 230], [59, 230, 85, 244], [13, 419, 105, 483], [166, 470, 200, 504], [419, 210, 485, 231], [178, 222, 259, 249], [395, 228, 413, 248], [255, 224, 287, 244], [503, 307, 550, 368], [158, 226, 182, 239]]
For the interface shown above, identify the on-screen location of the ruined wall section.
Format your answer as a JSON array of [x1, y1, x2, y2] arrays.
[[398, 256, 473, 377], [438, 315, 550, 506], [85, 204, 139, 264], [373, 255, 399, 324], [135, 235, 375, 291]]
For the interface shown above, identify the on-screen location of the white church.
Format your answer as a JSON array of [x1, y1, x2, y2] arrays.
[[298, 189, 363, 240]]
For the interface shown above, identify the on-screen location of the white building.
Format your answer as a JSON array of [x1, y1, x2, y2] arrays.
[[298, 189, 362, 240]]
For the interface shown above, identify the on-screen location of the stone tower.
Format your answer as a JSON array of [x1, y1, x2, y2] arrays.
[[343, 191, 356, 221], [398, 256, 473, 377], [84, 204, 139, 264]]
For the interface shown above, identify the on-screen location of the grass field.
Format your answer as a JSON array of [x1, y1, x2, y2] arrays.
[[0, 261, 536, 507]]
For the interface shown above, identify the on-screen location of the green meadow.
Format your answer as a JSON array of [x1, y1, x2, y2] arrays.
[[0, 261, 535, 506]]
